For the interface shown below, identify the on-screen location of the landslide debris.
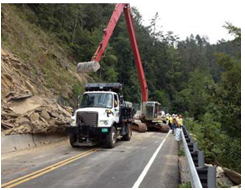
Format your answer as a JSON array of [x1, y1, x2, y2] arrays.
[[2, 101, 71, 135], [1, 48, 72, 136]]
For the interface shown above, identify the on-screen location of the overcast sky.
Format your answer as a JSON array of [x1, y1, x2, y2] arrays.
[[130, 0, 242, 44]]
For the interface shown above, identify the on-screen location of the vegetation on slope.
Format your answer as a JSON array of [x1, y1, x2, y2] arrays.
[[1, 4, 87, 106]]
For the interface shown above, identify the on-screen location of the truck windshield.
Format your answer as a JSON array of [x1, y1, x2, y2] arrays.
[[80, 93, 113, 108]]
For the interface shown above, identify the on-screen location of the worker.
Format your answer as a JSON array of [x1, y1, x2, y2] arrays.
[[176, 115, 180, 127], [171, 114, 176, 134], [169, 114, 173, 132], [114, 99, 118, 107], [165, 113, 169, 125], [179, 114, 183, 127], [175, 118, 181, 142]]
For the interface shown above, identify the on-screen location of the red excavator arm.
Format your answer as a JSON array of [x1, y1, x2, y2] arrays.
[[78, 3, 148, 102], [91, 4, 126, 62]]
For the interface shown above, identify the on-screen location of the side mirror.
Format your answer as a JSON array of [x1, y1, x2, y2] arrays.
[[120, 95, 123, 104], [105, 109, 113, 117]]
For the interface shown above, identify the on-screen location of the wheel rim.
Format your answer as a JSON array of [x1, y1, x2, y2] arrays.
[[112, 129, 116, 144]]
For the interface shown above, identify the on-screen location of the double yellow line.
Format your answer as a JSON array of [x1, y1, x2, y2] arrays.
[[1, 148, 98, 188]]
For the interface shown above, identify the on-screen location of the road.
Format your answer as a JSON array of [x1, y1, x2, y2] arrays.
[[1, 131, 179, 188]]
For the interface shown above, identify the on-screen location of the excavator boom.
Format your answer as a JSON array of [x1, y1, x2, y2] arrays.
[[77, 3, 148, 102]]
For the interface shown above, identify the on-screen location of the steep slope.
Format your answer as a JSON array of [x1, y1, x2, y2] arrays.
[[1, 4, 90, 135]]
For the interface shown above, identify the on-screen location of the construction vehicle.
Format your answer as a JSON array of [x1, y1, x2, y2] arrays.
[[66, 83, 133, 148], [77, 3, 169, 133]]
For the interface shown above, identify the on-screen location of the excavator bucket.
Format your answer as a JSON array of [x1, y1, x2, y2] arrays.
[[131, 121, 147, 132], [77, 61, 100, 73]]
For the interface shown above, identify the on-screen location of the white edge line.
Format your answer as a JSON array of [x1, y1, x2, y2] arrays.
[[132, 130, 172, 188]]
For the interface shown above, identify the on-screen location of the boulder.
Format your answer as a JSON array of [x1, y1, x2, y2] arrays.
[[216, 166, 224, 178], [223, 167, 241, 185], [17, 117, 30, 124], [15, 124, 32, 133], [40, 110, 50, 120], [30, 113, 39, 122]]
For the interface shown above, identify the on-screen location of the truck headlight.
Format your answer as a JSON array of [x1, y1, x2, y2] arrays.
[[99, 120, 109, 126]]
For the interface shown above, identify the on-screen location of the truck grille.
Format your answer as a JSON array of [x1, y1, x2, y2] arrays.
[[76, 111, 98, 127]]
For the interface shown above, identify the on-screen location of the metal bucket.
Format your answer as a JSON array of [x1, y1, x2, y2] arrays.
[[77, 61, 100, 73]]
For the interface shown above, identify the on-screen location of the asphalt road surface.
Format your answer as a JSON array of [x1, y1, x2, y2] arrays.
[[1, 131, 179, 188]]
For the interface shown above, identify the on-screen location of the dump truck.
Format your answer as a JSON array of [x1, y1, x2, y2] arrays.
[[66, 83, 133, 148]]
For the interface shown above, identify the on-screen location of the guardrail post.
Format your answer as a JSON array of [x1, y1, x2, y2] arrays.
[[191, 151, 204, 168], [197, 166, 216, 188], [188, 142, 198, 153], [193, 143, 198, 152], [198, 151, 204, 168], [207, 166, 216, 188]]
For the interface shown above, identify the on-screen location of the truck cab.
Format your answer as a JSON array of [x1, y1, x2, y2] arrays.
[[67, 83, 133, 148]]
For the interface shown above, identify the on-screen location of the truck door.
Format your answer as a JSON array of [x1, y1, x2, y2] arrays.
[[113, 94, 120, 123]]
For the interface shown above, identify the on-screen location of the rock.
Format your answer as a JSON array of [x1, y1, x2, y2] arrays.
[[40, 110, 50, 120], [216, 166, 224, 178], [6, 91, 33, 102], [223, 167, 241, 185], [217, 174, 234, 188], [30, 113, 39, 122], [231, 185, 241, 188], [15, 124, 32, 133], [1, 121, 14, 130], [17, 117, 30, 124]]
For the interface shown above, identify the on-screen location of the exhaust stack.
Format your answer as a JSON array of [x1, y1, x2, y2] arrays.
[[77, 61, 100, 73]]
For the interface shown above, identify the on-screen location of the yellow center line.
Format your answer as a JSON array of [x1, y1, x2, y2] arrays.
[[1, 148, 99, 188]]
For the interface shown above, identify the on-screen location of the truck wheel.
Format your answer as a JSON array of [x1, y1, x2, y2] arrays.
[[105, 127, 117, 148], [123, 124, 132, 141], [70, 134, 78, 148]]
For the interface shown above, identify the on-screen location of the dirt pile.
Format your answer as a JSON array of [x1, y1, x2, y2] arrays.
[[1, 48, 72, 136], [2, 98, 71, 135]]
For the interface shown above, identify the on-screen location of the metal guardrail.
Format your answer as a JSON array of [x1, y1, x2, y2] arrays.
[[181, 128, 203, 188], [181, 126, 216, 188]]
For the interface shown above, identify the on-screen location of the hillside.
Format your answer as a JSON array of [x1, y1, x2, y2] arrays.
[[1, 4, 89, 135]]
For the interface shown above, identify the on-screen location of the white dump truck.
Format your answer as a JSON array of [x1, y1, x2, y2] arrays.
[[66, 83, 133, 148]]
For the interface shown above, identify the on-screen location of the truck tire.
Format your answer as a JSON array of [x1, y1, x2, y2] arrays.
[[123, 124, 132, 141], [70, 134, 78, 148], [105, 127, 117, 148]]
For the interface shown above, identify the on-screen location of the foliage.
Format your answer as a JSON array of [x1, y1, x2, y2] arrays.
[[179, 181, 192, 188]]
